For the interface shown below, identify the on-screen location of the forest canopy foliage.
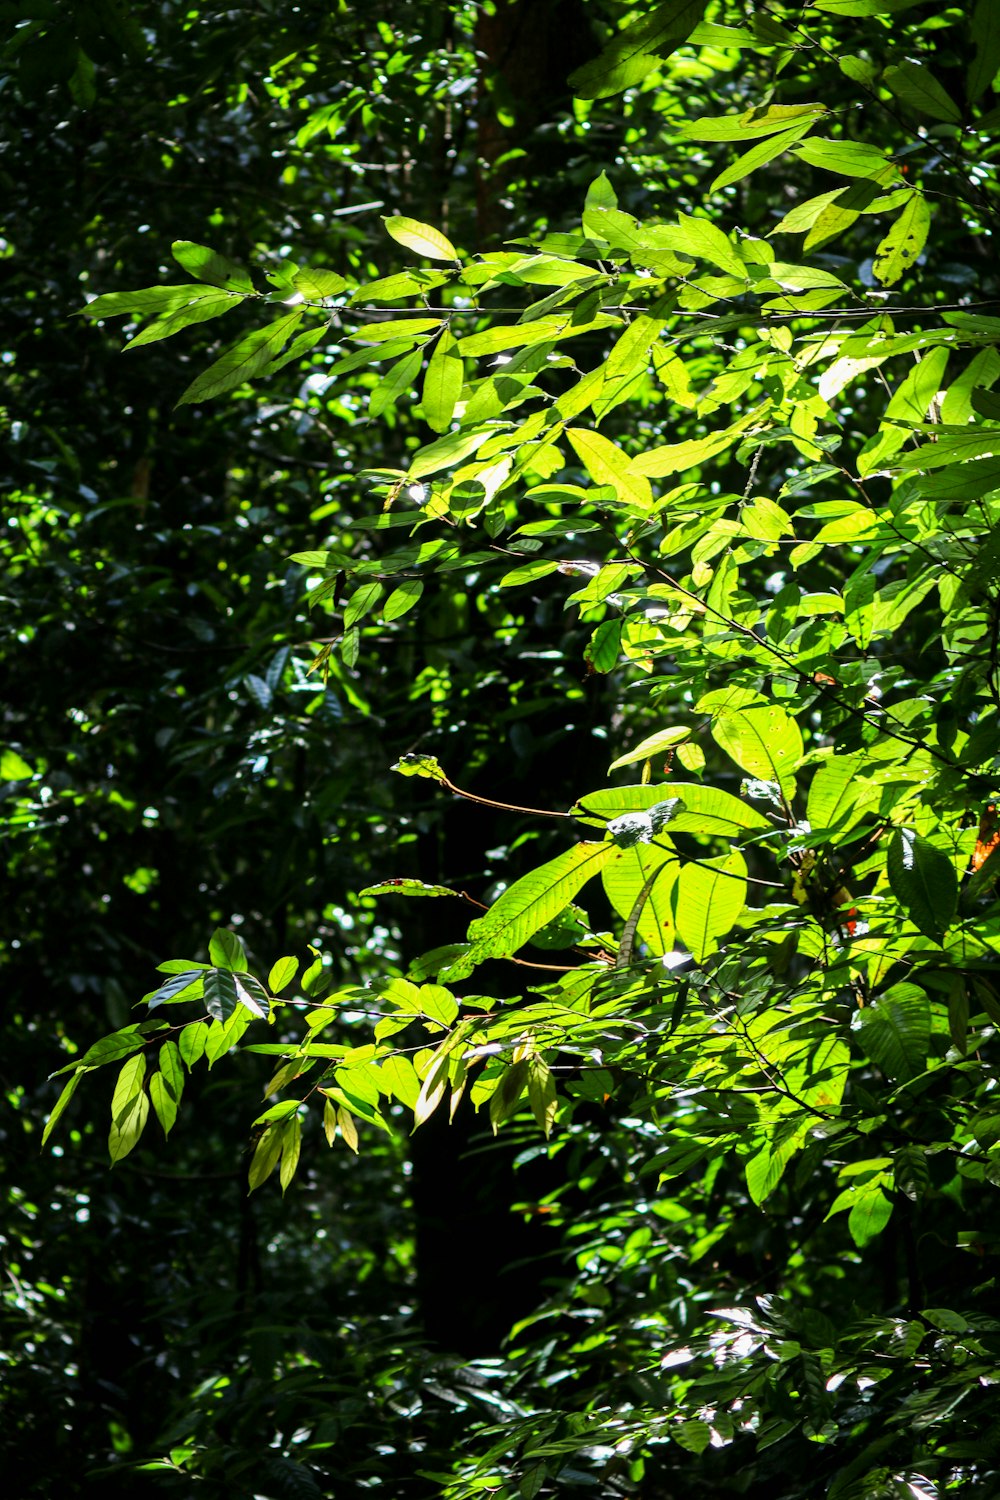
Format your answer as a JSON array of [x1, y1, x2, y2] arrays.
[[7, 0, 1000, 1496]]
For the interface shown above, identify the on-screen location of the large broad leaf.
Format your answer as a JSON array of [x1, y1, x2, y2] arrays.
[[887, 828, 957, 939], [446, 842, 616, 975], [603, 841, 678, 956], [575, 782, 769, 836], [673, 849, 748, 961], [175, 309, 305, 405], [883, 61, 961, 123], [711, 705, 803, 794], [855, 982, 931, 1082], [568, 0, 708, 99]]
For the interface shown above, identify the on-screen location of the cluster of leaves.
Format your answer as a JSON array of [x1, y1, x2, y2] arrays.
[[24, 0, 1000, 1495]]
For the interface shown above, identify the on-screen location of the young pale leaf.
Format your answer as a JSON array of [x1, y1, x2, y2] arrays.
[[887, 828, 957, 939], [171, 240, 254, 291], [872, 192, 931, 287], [336, 1107, 359, 1155], [674, 850, 748, 961], [362, 876, 460, 899], [109, 1054, 149, 1164], [383, 216, 458, 261], [209, 928, 249, 973], [568, 0, 708, 99], [292, 267, 347, 299], [609, 726, 691, 773], [175, 309, 306, 405]]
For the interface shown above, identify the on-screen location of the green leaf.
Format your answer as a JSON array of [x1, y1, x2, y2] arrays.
[[368, 347, 424, 419], [109, 1054, 149, 1164], [452, 842, 616, 974], [380, 1055, 421, 1109], [42, 1069, 85, 1148], [408, 427, 494, 481], [576, 782, 769, 836], [81, 284, 227, 321], [279, 1115, 302, 1192], [267, 956, 299, 994], [848, 1180, 894, 1247], [871, 192, 931, 287], [292, 267, 347, 299], [421, 327, 464, 433], [50, 1022, 163, 1077], [204, 969, 239, 1023], [489, 1059, 530, 1131], [383, 216, 458, 261], [711, 705, 802, 794], [603, 841, 678, 956], [887, 828, 957, 939], [149, 1040, 183, 1137], [883, 61, 962, 123], [856, 983, 931, 1082], [343, 580, 384, 627], [171, 240, 254, 291], [125, 291, 242, 349], [710, 120, 816, 193], [528, 1057, 557, 1137], [382, 579, 424, 621], [248, 1124, 283, 1191], [566, 428, 652, 511], [392, 753, 448, 783], [2, 748, 35, 779], [209, 928, 249, 972], [350, 317, 443, 344], [608, 727, 691, 773], [969, 0, 1000, 103], [179, 1022, 208, 1071], [175, 309, 306, 405], [673, 850, 748, 961], [568, 0, 708, 99], [791, 138, 890, 178]]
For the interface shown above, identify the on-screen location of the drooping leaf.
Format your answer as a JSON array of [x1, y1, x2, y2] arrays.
[[447, 842, 616, 976], [871, 191, 931, 286], [887, 828, 957, 939], [175, 309, 306, 405], [209, 928, 249, 972], [568, 0, 708, 99], [855, 983, 931, 1082], [421, 327, 464, 433], [204, 968, 239, 1023], [42, 1069, 85, 1148], [673, 850, 748, 961]]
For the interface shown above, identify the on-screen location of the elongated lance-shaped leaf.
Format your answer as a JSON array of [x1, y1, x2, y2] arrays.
[[568, 0, 708, 98], [617, 865, 669, 968], [444, 842, 616, 980], [175, 308, 305, 405]]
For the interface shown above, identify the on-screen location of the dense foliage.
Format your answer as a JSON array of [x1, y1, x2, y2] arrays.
[[7, 0, 1000, 1495]]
